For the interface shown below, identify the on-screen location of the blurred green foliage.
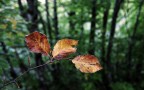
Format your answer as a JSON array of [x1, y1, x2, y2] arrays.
[[0, 0, 144, 90]]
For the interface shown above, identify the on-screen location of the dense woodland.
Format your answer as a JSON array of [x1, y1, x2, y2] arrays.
[[0, 0, 144, 90]]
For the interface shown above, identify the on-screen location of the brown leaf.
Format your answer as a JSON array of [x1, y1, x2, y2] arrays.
[[52, 39, 78, 60], [25, 31, 50, 55], [72, 55, 102, 73]]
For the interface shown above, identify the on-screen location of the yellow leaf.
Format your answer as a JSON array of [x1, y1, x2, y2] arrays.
[[52, 39, 78, 60], [72, 55, 102, 73]]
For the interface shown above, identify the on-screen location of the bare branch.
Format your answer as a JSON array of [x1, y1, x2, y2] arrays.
[[0, 60, 54, 89]]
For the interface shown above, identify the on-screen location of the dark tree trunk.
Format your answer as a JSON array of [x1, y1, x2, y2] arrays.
[[88, 0, 97, 55], [101, 2, 110, 90], [53, 0, 59, 40], [106, 0, 123, 69], [1, 42, 16, 77], [80, 14, 84, 40], [45, 0, 53, 45], [101, 2, 110, 64], [38, 9, 47, 35], [105, 0, 123, 89], [26, 0, 39, 32], [76, 7, 85, 54], [18, 0, 38, 32], [126, 0, 144, 82], [68, 11, 76, 36], [35, 53, 48, 90], [1, 42, 22, 88], [18, 0, 48, 89]]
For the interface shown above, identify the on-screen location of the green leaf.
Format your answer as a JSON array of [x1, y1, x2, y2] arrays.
[[0, 60, 8, 68]]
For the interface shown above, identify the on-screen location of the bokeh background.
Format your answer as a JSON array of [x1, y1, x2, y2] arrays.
[[0, 0, 144, 90]]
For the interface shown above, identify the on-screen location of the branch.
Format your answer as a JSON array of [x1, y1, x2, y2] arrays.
[[0, 60, 53, 89]]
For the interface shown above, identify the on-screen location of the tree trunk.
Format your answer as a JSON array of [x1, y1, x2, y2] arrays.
[[126, 0, 144, 82], [106, 0, 123, 69], [38, 9, 47, 36], [1, 42, 22, 88], [18, 0, 48, 89], [105, 0, 123, 89], [68, 11, 76, 36], [101, 1, 110, 64], [45, 0, 53, 45], [53, 0, 59, 41], [101, 2, 110, 89], [88, 0, 97, 55], [79, 9, 84, 48]]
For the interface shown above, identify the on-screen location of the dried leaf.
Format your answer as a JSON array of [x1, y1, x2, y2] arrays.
[[52, 39, 78, 60], [72, 55, 102, 73], [25, 31, 50, 55]]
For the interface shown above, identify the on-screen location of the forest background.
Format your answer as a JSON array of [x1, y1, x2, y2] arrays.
[[0, 0, 144, 90]]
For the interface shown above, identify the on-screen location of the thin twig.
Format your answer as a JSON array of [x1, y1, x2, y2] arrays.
[[61, 57, 74, 60], [14, 81, 20, 88], [0, 60, 53, 89]]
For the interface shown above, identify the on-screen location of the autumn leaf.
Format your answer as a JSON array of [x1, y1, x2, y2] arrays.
[[52, 39, 78, 60], [25, 31, 50, 55], [72, 55, 102, 73]]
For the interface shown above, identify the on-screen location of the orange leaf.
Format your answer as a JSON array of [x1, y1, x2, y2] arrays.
[[72, 55, 102, 73], [52, 39, 78, 60], [25, 31, 50, 55]]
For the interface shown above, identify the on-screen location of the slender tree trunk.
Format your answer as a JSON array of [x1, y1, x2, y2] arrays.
[[53, 0, 59, 40], [77, 7, 85, 53], [106, 0, 123, 69], [101, 2, 110, 89], [1, 42, 16, 77], [26, 0, 39, 32], [88, 0, 97, 55], [101, 2, 110, 64], [35, 54, 48, 90], [68, 11, 76, 36], [18, 0, 48, 89], [45, 0, 53, 45], [127, 0, 143, 67], [126, 0, 144, 81], [105, 0, 123, 89], [38, 9, 47, 35], [1, 42, 22, 88], [80, 14, 84, 40]]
